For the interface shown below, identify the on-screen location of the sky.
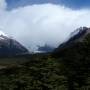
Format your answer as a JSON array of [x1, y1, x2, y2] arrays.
[[6, 0, 90, 10], [0, 0, 90, 52]]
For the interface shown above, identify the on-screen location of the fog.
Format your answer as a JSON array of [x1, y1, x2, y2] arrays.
[[0, 0, 90, 51]]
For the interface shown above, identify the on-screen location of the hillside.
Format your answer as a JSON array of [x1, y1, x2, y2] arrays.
[[0, 27, 89, 90], [0, 34, 29, 56]]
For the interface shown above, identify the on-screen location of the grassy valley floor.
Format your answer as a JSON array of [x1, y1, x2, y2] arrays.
[[0, 54, 89, 90]]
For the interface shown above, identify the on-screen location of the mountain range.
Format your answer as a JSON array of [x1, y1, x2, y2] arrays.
[[0, 26, 89, 56]]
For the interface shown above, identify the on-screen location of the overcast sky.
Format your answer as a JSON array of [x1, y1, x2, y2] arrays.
[[0, 0, 90, 51]]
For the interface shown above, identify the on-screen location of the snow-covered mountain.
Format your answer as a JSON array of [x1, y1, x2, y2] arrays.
[[68, 27, 89, 42], [0, 31, 29, 56], [54, 27, 90, 53]]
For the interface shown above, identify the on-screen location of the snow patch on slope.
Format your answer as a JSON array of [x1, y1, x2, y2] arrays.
[[0, 30, 7, 40], [0, 30, 6, 36]]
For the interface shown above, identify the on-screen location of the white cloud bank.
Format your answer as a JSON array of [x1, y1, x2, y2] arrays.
[[0, 0, 90, 51]]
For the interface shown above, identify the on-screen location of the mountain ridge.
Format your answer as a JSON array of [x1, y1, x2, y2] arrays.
[[53, 26, 90, 55], [0, 34, 29, 56]]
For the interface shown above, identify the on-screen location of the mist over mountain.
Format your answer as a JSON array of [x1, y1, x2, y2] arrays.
[[0, 0, 90, 90], [1, 0, 90, 52], [37, 44, 54, 53], [54, 26, 90, 55]]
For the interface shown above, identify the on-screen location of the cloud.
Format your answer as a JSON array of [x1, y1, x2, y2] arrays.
[[0, 0, 90, 51], [0, 0, 7, 11]]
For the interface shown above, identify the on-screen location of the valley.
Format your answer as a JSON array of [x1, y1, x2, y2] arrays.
[[0, 27, 89, 90]]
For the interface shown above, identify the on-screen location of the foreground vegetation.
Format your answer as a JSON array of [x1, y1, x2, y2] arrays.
[[0, 53, 89, 90], [0, 55, 66, 90]]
